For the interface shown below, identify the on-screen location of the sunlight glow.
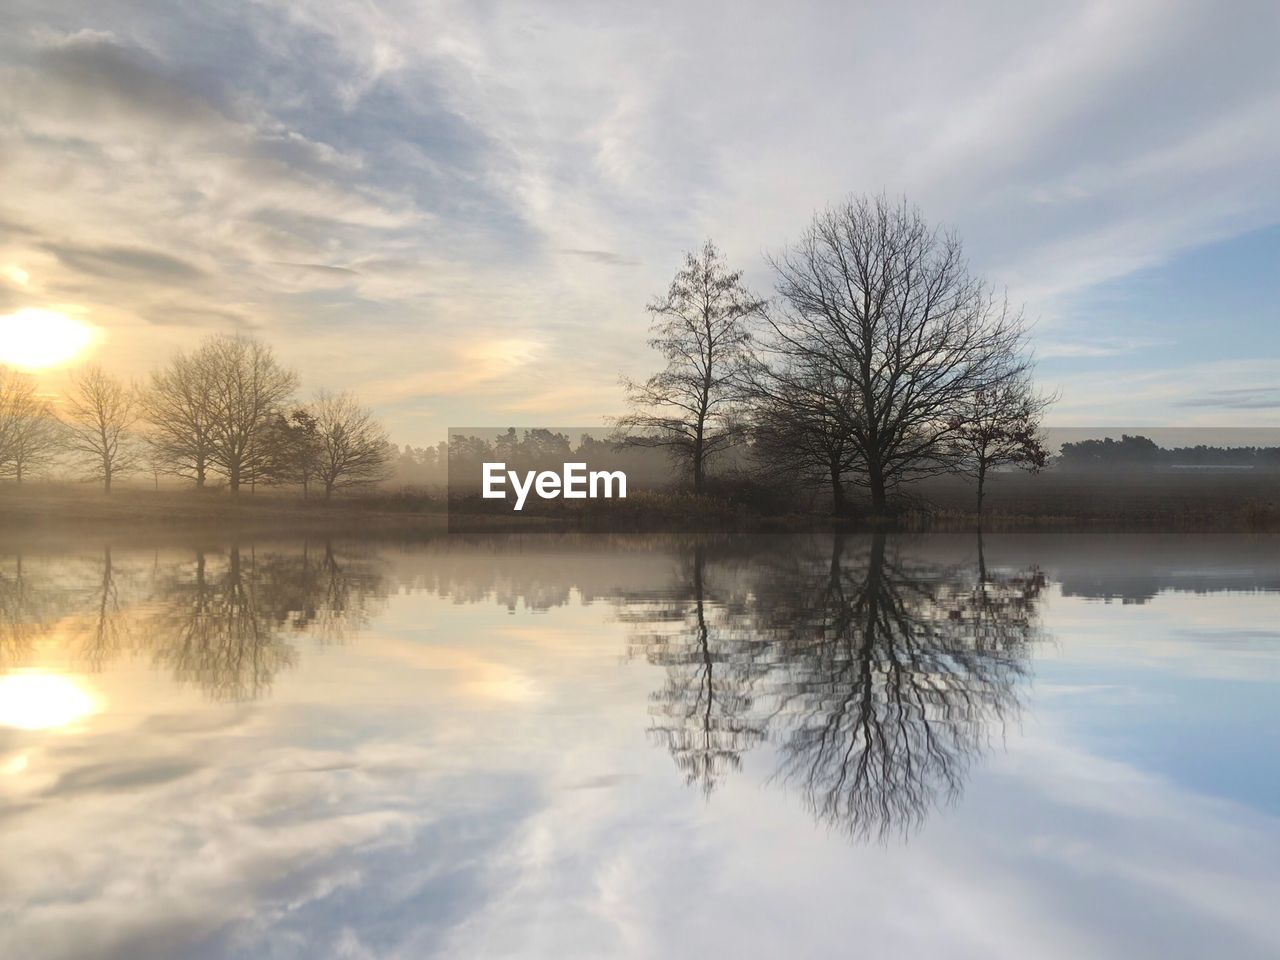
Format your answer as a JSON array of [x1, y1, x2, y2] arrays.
[[0, 308, 96, 370], [2, 264, 30, 286], [0, 672, 98, 731]]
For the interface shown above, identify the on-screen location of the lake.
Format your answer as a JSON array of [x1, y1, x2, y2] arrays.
[[1, 532, 1278, 959]]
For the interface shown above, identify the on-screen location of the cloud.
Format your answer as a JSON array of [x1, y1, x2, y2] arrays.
[[560, 249, 641, 267], [1043, 358, 1280, 425], [44, 242, 206, 283], [1037, 336, 1159, 359], [139, 304, 257, 328], [272, 262, 361, 276], [32, 29, 224, 128], [1177, 387, 1280, 410], [44, 758, 202, 798]]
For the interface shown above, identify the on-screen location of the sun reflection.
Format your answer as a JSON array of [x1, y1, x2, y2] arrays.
[[0, 672, 99, 730], [0, 308, 96, 369]]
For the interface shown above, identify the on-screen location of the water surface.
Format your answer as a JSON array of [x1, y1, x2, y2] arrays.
[[1, 533, 1278, 959]]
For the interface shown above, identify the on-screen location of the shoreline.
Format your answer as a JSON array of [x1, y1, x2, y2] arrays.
[[2, 482, 1277, 535]]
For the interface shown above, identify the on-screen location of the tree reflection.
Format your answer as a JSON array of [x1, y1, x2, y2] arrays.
[[146, 546, 296, 700], [625, 545, 772, 796], [634, 534, 1045, 839], [0, 554, 45, 668], [79, 546, 133, 671], [764, 534, 1040, 839], [0, 540, 387, 702], [146, 541, 387, 700]]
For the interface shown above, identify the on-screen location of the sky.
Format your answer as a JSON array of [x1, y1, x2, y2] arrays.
[[0, 0, 1278, 445]]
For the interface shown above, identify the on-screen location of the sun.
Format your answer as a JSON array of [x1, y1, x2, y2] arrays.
[[0, 672, 99, 731], [0, 308, 97, 370]]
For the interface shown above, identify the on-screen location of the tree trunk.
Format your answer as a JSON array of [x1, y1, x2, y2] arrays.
[[976, 462, 987, 516], [15, 462, 22, 485], [103, 466, 112, 495], [692, 425, 705, 494], [866, 531, 886, 587], [830, 463, 845, 515], [867, 460, 887, 516], [324, 482, 334, 500]]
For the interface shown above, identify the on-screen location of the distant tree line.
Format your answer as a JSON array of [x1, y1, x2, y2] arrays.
[[1058, 434, 1280, 469], [617, 195, 1056, 515], [0, 334, 391, 496], [445, 427, 676, 497]]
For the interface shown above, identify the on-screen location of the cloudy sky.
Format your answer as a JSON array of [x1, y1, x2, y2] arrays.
[[1, 0, 1277, 444]]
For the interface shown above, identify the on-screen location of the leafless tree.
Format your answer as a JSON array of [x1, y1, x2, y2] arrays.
[[0, 366, 61, 484], [200, 335, 298, 493], [616, 240, 766, 493], [62, 365, 138, 493], [749, 368, 860, 514], [310, 390, 391, 498], [763, 196, 1034, 514], [259, 408, 322, 495], [140, 347, 218, 487], [951, 379, 1053, 513], [142, 445, 167, 491]]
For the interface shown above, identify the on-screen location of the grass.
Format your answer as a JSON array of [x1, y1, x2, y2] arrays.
[[0, 483, 449, 536], [906, 470, 1280, 531]]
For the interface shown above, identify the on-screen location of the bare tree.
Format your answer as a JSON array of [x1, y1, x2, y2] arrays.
[[290, 410, 322, 495], [617, 240, 766, 493], [142, 445, 167, 491], [310, 391, 391, 498], [140, 348, 218, 487], [63, 365, 138, 493], [764, 196, 1035, 515], [0, 367, 61, 484], [749, 369, 860, 514], [951, 380, 1053, 513], [200, 335, 298, 493], [260, 408, 322, 495]]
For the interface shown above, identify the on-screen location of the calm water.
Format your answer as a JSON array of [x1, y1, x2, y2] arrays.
[[1, 533, 1278, 959]]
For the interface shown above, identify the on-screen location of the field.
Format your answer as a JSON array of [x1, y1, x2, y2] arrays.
[[908, 469, 1280, 530], [0, 484, 449, 538], [1, 468, 1277, 535]]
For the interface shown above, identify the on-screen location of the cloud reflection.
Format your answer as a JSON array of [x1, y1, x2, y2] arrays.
[[0, 534, 1277, 958]]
